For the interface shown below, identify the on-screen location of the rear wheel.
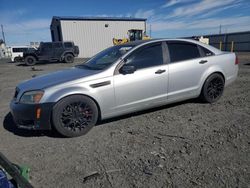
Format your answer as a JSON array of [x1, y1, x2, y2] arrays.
[[52, 95, 98, 137], [200, 73, 225, 103], [64, 53, 74, 63], [25, 56, 36, 66]]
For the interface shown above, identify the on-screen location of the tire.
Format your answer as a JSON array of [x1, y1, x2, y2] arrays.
[[200, 73, 225, 103], [25, 56, 37, 66], [14, 57, 18, 62], [64, 53, 74, 63], [52, 95, 98, 137]]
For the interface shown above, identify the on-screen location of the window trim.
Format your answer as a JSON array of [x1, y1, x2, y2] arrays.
[[166, 41, 204, 64], [163, 42, 170, 64], [115, 42, 165, 74]]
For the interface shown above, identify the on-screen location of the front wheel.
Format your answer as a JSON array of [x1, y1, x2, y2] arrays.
[[64, 53, 74, 63], [25, 56, 37, 66], [52, 95, 98, 137], [14, 57, 19, 62], [200, 73, 225, 103]]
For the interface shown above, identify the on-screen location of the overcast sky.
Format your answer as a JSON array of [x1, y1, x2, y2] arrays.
[[1, 0, 250, 45]]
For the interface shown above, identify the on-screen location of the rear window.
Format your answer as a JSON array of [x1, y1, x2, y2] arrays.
[[64, 42, 73, 48], [167, 42, 201, 63]]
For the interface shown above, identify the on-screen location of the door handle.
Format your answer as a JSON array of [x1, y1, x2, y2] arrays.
[[199, 60, 208, 64], [155, 69, 166, 74]]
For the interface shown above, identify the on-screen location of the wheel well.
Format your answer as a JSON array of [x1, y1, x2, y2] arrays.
[[210, 71, 225, 82], [213, 72, 225, 82], [200, 71, 225, 95], [53, 94, 102, 120], [25, 55, 38, 61], [63, 52, 74, 57], [203, 72, 225, 86]]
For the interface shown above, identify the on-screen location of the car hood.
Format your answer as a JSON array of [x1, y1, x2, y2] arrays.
[[18, 67, 101, 91]]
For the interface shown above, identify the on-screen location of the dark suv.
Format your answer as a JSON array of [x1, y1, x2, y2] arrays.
[[23, 42, 79, 65]]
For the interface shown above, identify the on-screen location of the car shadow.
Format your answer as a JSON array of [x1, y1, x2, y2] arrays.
[[3, 112, 63, 138], [97, 98, 202, 126], [3, 98, 203, 138]]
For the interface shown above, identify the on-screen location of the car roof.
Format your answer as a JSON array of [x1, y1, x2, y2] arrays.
[[118, 39, 158, 47], [120, 38, 221, 55], [41, 41, 73, 44]]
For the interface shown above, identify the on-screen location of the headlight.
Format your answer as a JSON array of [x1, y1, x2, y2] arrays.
[[20, 90, 44, 104]]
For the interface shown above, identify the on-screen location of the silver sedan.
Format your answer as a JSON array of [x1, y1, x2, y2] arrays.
[[10, 39, 238, 137]]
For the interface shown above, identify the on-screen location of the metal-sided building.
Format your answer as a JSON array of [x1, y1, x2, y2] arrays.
[[50, 16, 147, 58]]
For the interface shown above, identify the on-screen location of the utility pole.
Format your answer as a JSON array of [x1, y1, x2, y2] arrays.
[[219, 24, 221, 34], [149, 24, 152, 38], [1, 24, 6, 44]]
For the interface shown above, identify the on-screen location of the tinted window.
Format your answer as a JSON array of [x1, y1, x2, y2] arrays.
[[42, 43, 52, 48], [64, 42, 73, 48], [53, 42, 63, 48], [200, 46, 214, 57], [125, 43, 163, 69], [168, 42, 200, 63], [12, 48, 28, 52], [12, 48, 21, 52]]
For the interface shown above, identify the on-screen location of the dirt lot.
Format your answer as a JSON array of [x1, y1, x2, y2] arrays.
[[0, 55, 249, 188]]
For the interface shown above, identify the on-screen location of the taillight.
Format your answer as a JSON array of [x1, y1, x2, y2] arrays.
[[235, 56, 239, 65]]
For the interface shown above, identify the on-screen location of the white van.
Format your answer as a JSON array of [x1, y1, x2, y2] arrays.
[[10, 46, 35, 62]]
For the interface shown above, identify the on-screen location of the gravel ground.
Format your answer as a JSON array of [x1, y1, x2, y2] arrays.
[[0, 55, 249, 188]]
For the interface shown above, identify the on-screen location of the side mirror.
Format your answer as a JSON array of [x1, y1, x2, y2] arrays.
[[120, 64, 136, 75], [119, 64, 136, 74]]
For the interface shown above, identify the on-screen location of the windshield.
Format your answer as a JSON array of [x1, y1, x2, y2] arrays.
[[78, 45, 134, 70]]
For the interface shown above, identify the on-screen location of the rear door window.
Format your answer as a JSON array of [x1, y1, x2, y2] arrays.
[[167, 41, 201, 63], [53, 42, 63, 48], [42, 43, 52, 49]]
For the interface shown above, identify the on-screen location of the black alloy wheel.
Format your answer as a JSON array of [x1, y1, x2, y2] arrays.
[[201, 73, 225, 103], [61, 102, 93, 131], [52, 95, 98, 137]]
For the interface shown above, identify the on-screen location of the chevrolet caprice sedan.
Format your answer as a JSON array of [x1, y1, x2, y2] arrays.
[[10, 39, 238, 137]]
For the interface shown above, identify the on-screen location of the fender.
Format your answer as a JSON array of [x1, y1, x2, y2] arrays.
[[41, 85, 104, 117], [23, 53, 38, 61]]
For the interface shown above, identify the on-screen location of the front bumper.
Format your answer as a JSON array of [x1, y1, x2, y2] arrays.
[[10, 100, 54, 130]]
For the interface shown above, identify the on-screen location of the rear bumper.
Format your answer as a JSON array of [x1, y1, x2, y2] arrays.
[[10, 101, 54, 130]]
